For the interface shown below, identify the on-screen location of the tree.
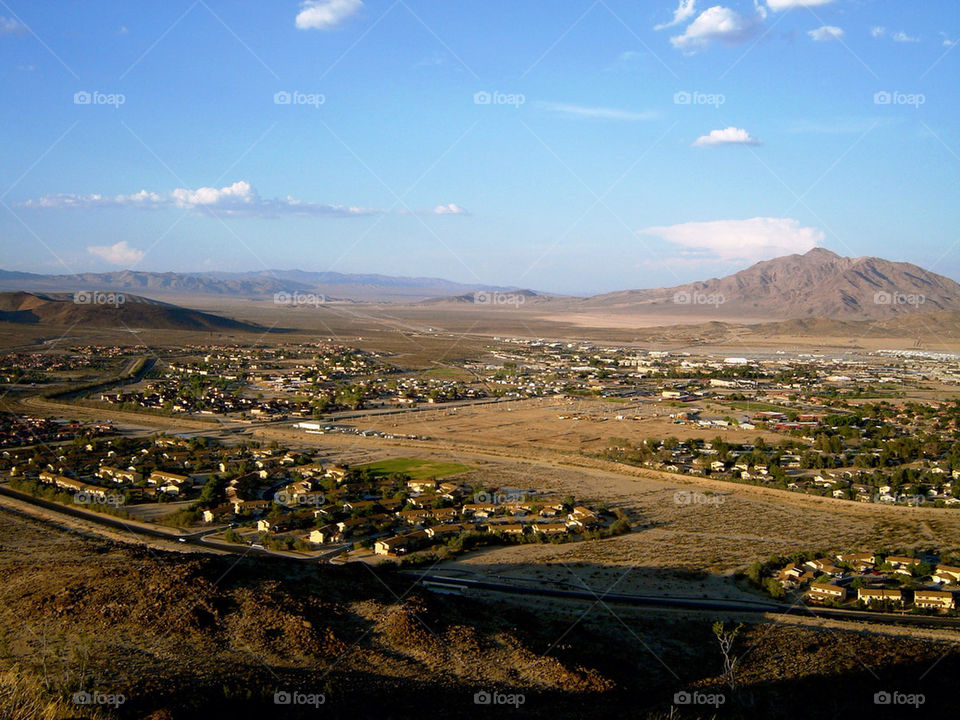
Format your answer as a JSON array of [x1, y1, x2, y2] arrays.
[[712, 621, 744, 691], [763, 577, 785, 599]]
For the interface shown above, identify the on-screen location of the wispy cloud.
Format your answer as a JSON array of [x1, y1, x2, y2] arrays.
[[639, 217, 823, 263], [0, 16, 28, 35], [654, 0, 697, 31], [87, 240, 144, 266], [766, 0, 836, 10], [693, 126, 761, 147], [22, 181, 466, 220], [537, 101, 657, 121], [808, 25, 844, 42], [670, 6, 762, 52], [295, 0, 363, 30], [432, 203, 469, 215], [892, 31, 919, 43]]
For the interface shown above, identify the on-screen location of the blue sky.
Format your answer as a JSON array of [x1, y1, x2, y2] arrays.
[[0, 0, 957, 294]]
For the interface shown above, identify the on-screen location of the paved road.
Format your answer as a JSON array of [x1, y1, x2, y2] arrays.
[[405, 572, 960, 629]]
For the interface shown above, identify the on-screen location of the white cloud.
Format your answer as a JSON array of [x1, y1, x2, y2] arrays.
[[432, 203, 468, 215], [538, 101, 657, 121], [170, 180, 255, 209], [0, 16, 27, 34], [639, 217, 823, 263], [870, 26, 886, 38], [692, 126, 761, 147], [808, 25, 844, 42], [670, 6, 762, 52], [766, 0, 836, 10], [22, 190, 165, 210], [892, 31, 919, 43], [655, 0, 697, 31], [87, 240, 145, 266], [940, 32, 958, 47], [22, 181, 463, 219], [295, 0, 362, 30]]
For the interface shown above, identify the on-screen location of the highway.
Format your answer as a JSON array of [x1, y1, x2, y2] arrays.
[[403, 572, 960, 629]]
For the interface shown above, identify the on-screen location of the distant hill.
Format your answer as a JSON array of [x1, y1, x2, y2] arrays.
[[574, 248, 960, 320], [0, 269, 526, 302], [419, 289, 551, 305], [0, 291, 267, 332]]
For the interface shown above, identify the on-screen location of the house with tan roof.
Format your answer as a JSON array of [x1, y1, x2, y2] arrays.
[[807, 583, 847, 602], [858, 588, 904, 605], [914, 589, 956, 611]]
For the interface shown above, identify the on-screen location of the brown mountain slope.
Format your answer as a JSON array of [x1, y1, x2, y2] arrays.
[[0, 291, 267, 332], [577, 248, 960, 320]]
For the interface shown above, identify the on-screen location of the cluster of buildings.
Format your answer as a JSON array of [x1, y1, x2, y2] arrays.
[[0, 415, 112, 450], [775, 552, 960, 613], [210, 466, 610, 558]]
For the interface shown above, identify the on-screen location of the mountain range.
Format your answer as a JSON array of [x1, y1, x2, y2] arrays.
[[0, 269, 519, 302], [2, 248, 959, 323]]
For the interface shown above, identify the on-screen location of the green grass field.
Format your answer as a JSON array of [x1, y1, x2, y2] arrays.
[[355, 457, 472, 480]]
